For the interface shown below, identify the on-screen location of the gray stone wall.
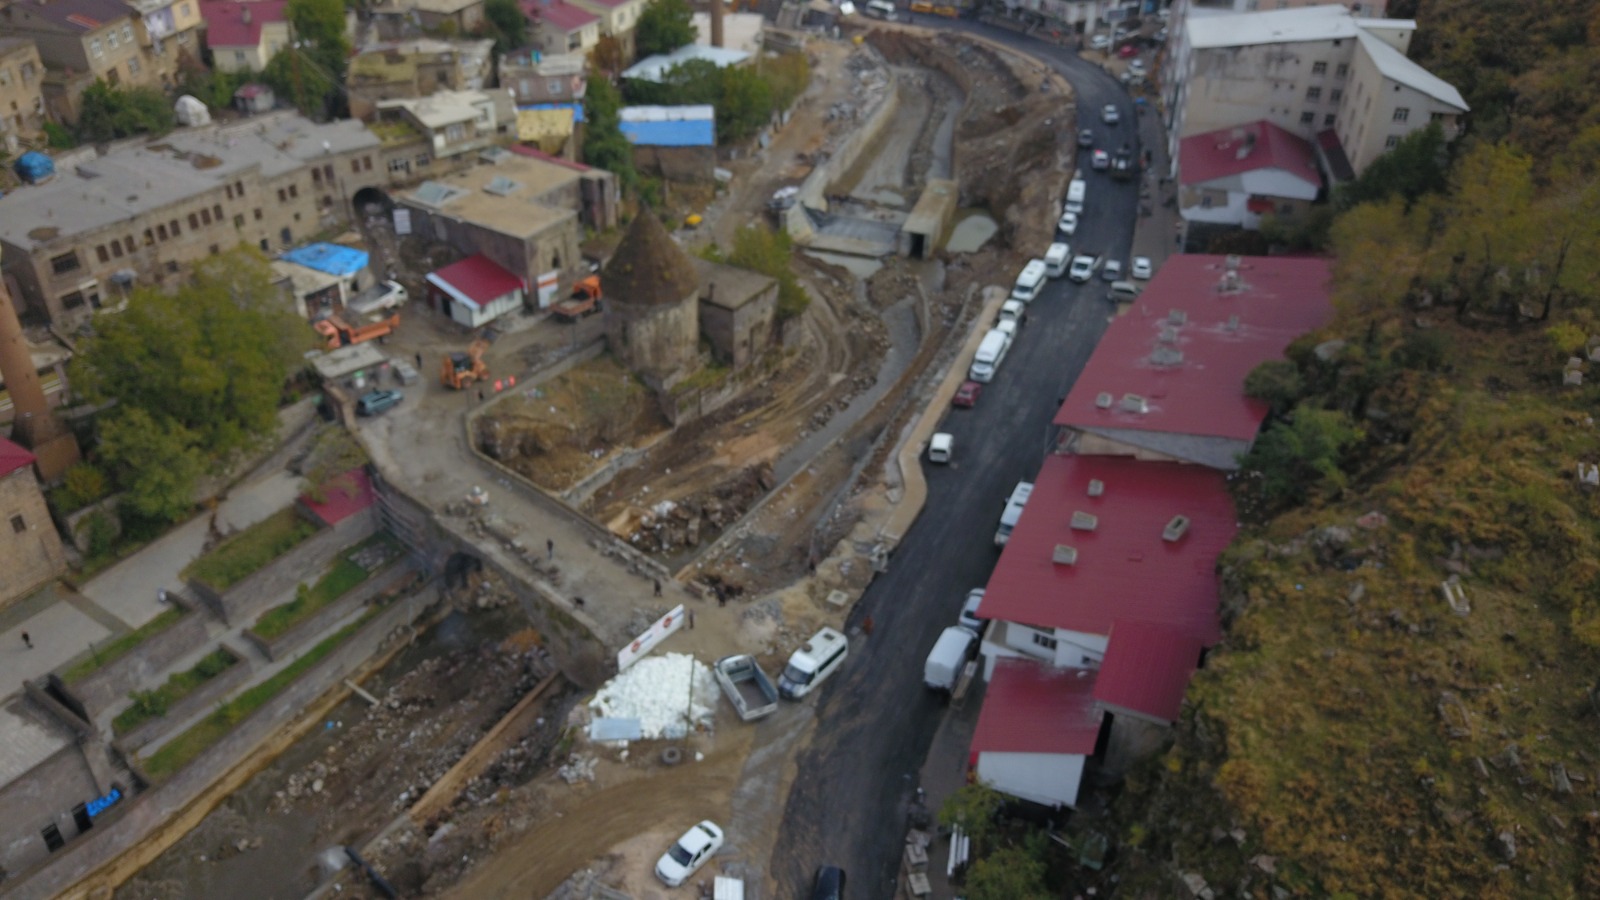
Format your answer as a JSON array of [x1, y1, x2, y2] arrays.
[[112, 644, 254, 752], [189, 508, 377, 627], [53, 597, 209, 720], [631, 144, 717, 184], [0, 737, 104, 880], [604, 297, 699, 391], [243, 562, 420, 662]]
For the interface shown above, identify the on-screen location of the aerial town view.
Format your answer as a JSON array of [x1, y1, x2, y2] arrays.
[[1, 0, 1597, 897]]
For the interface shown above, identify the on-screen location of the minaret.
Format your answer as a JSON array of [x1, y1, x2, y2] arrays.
[[0, 250, 80, 482]]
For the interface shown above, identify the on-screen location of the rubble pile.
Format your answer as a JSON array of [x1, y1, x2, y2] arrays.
[[558, 753, 599, 784], [622, 464, 774, 553]]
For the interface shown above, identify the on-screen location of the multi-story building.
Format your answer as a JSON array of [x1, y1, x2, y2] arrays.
[[126, 0, 205, 87], [568, 0, 649, 58], [199, 0, 290, 74], [0, 112, 387, 328], [0, 0, 168, 122], [500, 51, 587, 106], [1162, 4, 1466, 178], [371, 0, 487, 40], [375, 89, 511, 170], [347, 38, 495, 120], [0, 38, 47, 153], [523, 0, 601, 58]]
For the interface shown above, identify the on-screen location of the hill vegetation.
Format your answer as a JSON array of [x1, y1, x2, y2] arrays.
[[1109, 1, 1600, 896]]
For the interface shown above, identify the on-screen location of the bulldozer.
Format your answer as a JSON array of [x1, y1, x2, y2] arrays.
[[441, 338, 490, 390]]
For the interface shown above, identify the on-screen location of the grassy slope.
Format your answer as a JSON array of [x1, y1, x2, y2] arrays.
[[1115, 324, 1600, 897]]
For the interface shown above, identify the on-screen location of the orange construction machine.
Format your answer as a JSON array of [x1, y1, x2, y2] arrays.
[[314, 311, 401, 350], [550, 275, 602, 322], [441, 338, 490, 390]]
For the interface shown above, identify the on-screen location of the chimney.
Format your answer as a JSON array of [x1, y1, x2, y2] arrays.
[[710, 0, 725, 49], [242, 6, 251, 25], [0, 265, 80, 481]]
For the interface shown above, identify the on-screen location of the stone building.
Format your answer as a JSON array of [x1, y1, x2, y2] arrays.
[[0, 438, 66, 606], [0, 38, 47, 153], [693, 258, 776, 370], [602, 213, 702, 391], [347, 38, 495, 121]]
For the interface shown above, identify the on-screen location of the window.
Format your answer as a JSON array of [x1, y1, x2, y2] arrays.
[[96, 245, 110, 263], [60, 290, 86, 309], [22, 62, 35, 83], [177, 30, 189, 44], [200, 208, 211, 225], [548, 79, 563, 96], [41, 824, 64, 853], [1385, 135, 1401, 149], [91, 38, 103, 58], [50, 251, 81, 275], [1031, 632, 1058, 652], [188, 212, 200, 229], [10, 515, 24, 533], [1311, 61, 1326, 76], [170, 218, 180, 236], [234, 214, 244, 227], [0, 68, 10, 87], [1279, 203, 1294, 215], [127, 56, 140, 76], [122, 25, 132, 43], [1431, 112, 1446, 122], [288, 184, 298, 198], [153, 38, 164, 56], [445, 123, 466, 142], [157, 223, 168, 240], [235, 181, 244, 196], [312, 167, 322, 184], [111, 241, 124, 259], [388, 157, 409, 173], [1335, 63, 1348, 78], [124, 236, 134, 254], [212, 204, 222, 220], [180, 2, 191, 14], [415, 153, 430, 168], [209, 244, 219, 254], [260, 238, 270, 251], [1330, 88, 1342, 104], [1393, 107, 1410, 122], [225, 184, 234, 200], [1324, 114, 1336, 127], [1306, 86, 1321, 101], [362, 156, 372, 172], [1300, 111, 1315, 125], [277, 188, 286, 202], [323, 164, 333, 182], [165, 260, 179, 274], [352, 159, 361, 174], [254, 208, 263, 221], [108, 30, 119, 50]]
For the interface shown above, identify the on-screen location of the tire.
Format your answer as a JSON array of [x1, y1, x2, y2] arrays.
[[661, 746, 683, 766]]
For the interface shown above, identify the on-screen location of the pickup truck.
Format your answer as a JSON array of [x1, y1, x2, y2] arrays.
[[714, 654, 779, 721]]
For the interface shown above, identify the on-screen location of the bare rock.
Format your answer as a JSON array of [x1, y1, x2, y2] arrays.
[[1496, 830, 1516, 861]]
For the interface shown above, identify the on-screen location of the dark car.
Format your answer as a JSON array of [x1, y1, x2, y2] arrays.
[[356, 389, 403, 417], [953, 380, 983, 408], [1077, 128, 1095, 148], [811, 865, 847, 900]]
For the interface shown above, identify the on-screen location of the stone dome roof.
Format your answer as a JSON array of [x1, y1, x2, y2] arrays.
[[601, 212, 700, 308]]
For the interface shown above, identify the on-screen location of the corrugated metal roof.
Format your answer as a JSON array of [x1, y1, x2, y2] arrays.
[[427, 254, 523, 308], [970, 658, 1101, 757], [1093, 620, 1205, 723], [0, 438, 35, 479]]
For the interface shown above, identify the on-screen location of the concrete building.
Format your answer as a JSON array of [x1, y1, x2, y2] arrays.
[[969, 659, 1102, 810], [425, 254, 526, 327], [347, 38, 495, 121], [569, 0, 649, 57], [690, 11, 764, 56], [619, 105, 716, 182], [0, 0, 175, 123], [901, 179, 958, 259], [0, 112, 385, 328], [1178, 120, 1323, 231], [396, 149, 600, 307], [0, 38, 48, 153], [693, 258, 776, 370], [1182, 0, 1388, 15], [524, 0, 602, 57], [375, 90, 511, 167], [601, 212, 702, 391], [373, 0, 488, 39], [126, 0, 207, 87], [1162, 4, 1466, 178], [199, 0, 289, 75], [500, 50, 587, 106], [0, 439, 67, 604]]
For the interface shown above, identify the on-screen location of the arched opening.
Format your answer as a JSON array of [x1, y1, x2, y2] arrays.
[[353, 186, 394, 219], [442, 551, 484, 589]]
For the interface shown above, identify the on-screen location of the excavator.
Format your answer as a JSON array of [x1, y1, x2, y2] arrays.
[[441, 338, 490, 390]]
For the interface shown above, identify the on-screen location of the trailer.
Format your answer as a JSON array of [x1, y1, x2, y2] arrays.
[[714, 655, 779, 721]]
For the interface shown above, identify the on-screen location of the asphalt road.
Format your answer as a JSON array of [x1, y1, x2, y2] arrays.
[[767, 22, 1145, 898]]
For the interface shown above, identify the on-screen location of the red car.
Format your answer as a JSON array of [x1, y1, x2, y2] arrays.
[[953, 380, 983, 408], [1118, 43, 1140, 59]]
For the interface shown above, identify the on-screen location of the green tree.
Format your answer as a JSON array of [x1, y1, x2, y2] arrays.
[[98, 408, 206, 523], [76, 80, 175, 143], [582, 76, 637, 188], [635, 0, 696, 58], [717, 64, 774, 142], [1243, 359, 1303, 417], [723, 225, 809, 320], [589, 35, 627, 79], [1336, 122, 1449, 210], [287, 0, 350, 77], [1235, 407, 1363, 513], [262, 47, 338, 118], [1435, 143, 1536, 318], [962, 844, 1050, 900], [937, 782, 1005, 856], [261, 0, 350, 117], [72, 248, 308, 466], [481, 0, 529, 56]]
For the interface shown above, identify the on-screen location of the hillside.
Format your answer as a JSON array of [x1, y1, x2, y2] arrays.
[[1108, 3, 1600, 895]]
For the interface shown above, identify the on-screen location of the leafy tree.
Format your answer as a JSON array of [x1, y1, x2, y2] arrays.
[[962, 844, 1050, 900], [287, 0, 350, 78], [717, 64, 774, 142], [1335, 122, 1449, 210], [177, 67, 253, 111], [72, 248, 309, 467], [763, 52, 812, 113], [262, 0, 351, 117], [98, 408, 206, 523], [1435, 143, 1536, 318], [624, 58, 721, 107], [722, 225, 809, 320], [1243, 359, 1303, 417], [481, 0, 529, 56], [589, 35, 627, 78], [1326, 196, 1432, 327], [262, 46, 338, 118], [76, 80, 175, 143], [1235, 407, 1363, 513], [937, 782, 1004, 856], [635, 0, 696, 58], [582, 76, 637, 188]]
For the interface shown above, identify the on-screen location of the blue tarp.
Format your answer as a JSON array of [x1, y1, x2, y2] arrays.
[[14, 151, 54, 184], [619, 119, 715, 148], [281, 243, 369, 278], [518, 102, 585, 123]]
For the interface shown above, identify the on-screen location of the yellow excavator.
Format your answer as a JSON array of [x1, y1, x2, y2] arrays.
[[441, 338, 490, 390]]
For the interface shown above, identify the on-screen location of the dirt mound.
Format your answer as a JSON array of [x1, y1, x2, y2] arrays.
[[611, 463, 775, 554]]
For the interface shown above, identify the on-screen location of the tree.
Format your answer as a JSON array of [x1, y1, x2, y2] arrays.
[[937, 783, 1005, 856], [635, 0, 696, 59], [589, 35, 627, 79], [264, 0, 351, 117], [582, 76, 636, 188], [1335, 122, 1449, 210], [97, 408, 206, 524], [724, 225, 809, 320], [1435, 143, 1536, 318], [961, 844, 1050, 900], [76, 80, 175, 143], [287, 0, 350, 78], [482, 0, 529, 56], [262, 45, 338, 118], [717, 64, 774, 142], [1235, 407, 1363, 512], [1243, 359, 1304, 417]]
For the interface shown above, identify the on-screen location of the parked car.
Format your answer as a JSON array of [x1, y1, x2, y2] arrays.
[[1077, 128, 1095, 148], [1129, 58, 1146, 75], [1089, 33, 1111, 50], [952, 380, 983, 408], [997, 299, 1026, 327], [928, 432, 954, 464], [655, 821, 724, 887], [1091, 149, 1110, 170], [811, 865, 848, 900], [959, 588, 987, 634], [356, 389, 403, 417], [1132, 256, 1154, 279], [1068, 255, 1098, 283], [1101, 103, 1121, 124], [1118, 43, 1140, 59], [1102, 259, 1124, 282], [1057, 210, 1079, 236]]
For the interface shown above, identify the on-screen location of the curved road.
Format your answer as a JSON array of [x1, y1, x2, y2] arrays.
[[767, 19, 1147, 897]]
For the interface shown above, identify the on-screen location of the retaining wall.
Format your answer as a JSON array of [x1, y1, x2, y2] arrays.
[[112, 644, 255, 753], [792, 55, 902, 220], [188, 507, 378, 627], [243, 562, 420, 662], [52, 595, 209, 721]]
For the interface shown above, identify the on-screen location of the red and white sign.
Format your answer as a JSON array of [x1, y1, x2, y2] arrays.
[[616, 603, 686, 671]]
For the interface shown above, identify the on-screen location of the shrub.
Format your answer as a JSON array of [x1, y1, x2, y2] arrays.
[[185, 508, 318, 591]]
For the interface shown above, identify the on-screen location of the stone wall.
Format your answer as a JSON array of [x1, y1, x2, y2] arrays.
[[242, 562, 420, 662], [112, 644, 254, 753], [792, 57, 901, 217], [59, 496, 121, 556], [0, 737, 104, 880], [53, 595, 210, 720], [603, 295, 700, 391], [657, 363, 766, 428], [631, 144, 717, 184], [0, 465, 67, 610], [188, 507, 377, 627]]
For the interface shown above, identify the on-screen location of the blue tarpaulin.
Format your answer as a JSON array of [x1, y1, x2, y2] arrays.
[[282, 243, 369, 278], [519, 102, 585, 123], [14, 152, 54, 184]]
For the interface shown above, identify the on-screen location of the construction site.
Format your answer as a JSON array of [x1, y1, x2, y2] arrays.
[[104, 20, 1081, 900]]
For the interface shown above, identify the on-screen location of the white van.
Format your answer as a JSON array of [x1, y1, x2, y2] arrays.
[[925, 626, 977, 692], [994, 480, 1034, 547], [928, 432, 953, 464], [1011, 259, 1048, 304], [778, 627, 849, 700], [864, 0, 897, 19], [968, 328, 1011, 383], [1065, 178, 1087, 215], [1044, 243, 1071, 278]]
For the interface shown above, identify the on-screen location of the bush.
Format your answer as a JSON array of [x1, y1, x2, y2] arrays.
[[50, 462, 111, 515], [184, 508, 319, 591], [1243, 360, 1303, 417], [113, 648, 239, 735]]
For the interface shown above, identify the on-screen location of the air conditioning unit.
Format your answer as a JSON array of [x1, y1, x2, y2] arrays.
[[1052, 545, 1079, 566], [1086, 479, 1104, 497], [1095, 391, 1113, 409], [1120, 393, 1148, 414], [1070, 511, 1098, 531]]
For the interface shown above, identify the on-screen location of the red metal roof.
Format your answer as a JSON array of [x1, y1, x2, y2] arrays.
[[0, 438, 36, 479], [970, 658, 1102, 758], [1053, 255, 1333, 443], [298, 468, 374, 526], [508, 144, 592, 171], [1093, 620, 1205, 723], [1178, 120, 1321, 190], [976, 455, 1236, 643], [524, 0, 600, 30], [429, 255, 523, 308], [200, 0, 289, 49]]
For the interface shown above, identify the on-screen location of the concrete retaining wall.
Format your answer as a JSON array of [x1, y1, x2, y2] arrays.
[[189, 508, 377, 627], [53, 596, 209, 720], [113, 644, 255, 753], [243, 562, 420, 662], [791, 56, 901, 220]]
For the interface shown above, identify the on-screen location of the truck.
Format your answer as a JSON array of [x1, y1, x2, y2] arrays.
[[713, 654, 780, 721], [346, 280, 408, 318], [550, 275, 602, 322], [313, 310, 401, 350]]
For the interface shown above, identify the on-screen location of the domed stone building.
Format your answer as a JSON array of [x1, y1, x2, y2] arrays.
[[600, 212, 702, 391]]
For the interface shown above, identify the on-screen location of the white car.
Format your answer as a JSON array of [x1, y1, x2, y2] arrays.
[[1068, 255, 1097, 283], [1057, 210, 1079, 236], [1102, 259, 1124, 282], [1089, 33, 1111, 50], [959, 588, 987, 634], [928, 432, 954, 464], [998, 298, 1026, 326], [1132, 256, 1154, 280], [1129, 59, 1146, 75], [1102, 104, 1121, 125], [656, 820, 724, 887]]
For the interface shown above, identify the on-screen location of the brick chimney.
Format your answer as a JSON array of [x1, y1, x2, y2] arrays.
[[710, 0, 725, 49], [0, 261, 79, 482]]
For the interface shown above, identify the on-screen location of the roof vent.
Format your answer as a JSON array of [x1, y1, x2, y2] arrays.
[[1159, 324, 1180, 343], [1070, 511, 1098, 531], [1225, 254, 1242, 272], [1162, 515, 1191, 542], [1220, 270, 1242, 292], [1120, 393, 1148, 414], [1087, 479, 1105, 497], [1095, 391, 1113, 409], [1052, 544, 1079, 566], [1167, 309, 1187, 325], [484, 175, 521, 196], [1227, 314, 1240, 332], [1151, 346, 1184, 367]]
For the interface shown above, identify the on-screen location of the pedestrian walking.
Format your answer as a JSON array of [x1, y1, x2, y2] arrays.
[[21, 631, 32, 649], [415, 352, 423, 368], [574, 596, 585, 608], [716, 587, 727, 608], [547, 538, 555, 560], [653, 578, 662, 597], [688, 610, 696, 630], [477, 388, 485, 402]]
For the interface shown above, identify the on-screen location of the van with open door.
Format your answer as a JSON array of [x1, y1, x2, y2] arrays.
[[778, 627, 849, 700]]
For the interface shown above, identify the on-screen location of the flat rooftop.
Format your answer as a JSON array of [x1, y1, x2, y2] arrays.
[[399, 152, 584, 238]]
